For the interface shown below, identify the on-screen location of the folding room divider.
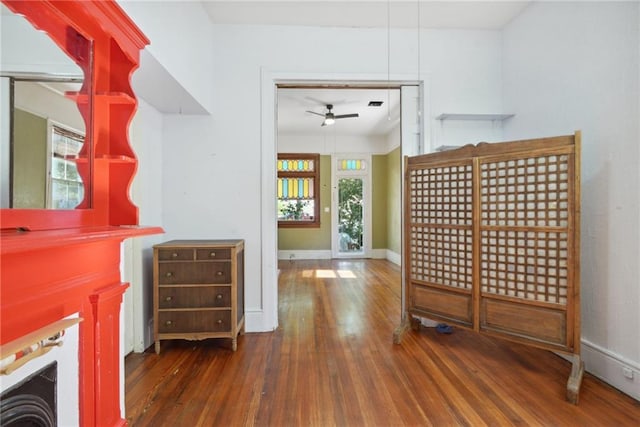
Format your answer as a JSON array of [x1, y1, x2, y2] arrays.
[[395, 132, 583, 403]]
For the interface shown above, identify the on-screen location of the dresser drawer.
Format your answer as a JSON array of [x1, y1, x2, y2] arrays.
[[158, 310, 231, 333], [159, 286, 231, 309], [196, 248, 231, 260], [157, 248, 193, 261], [158, 262, 230, 284]]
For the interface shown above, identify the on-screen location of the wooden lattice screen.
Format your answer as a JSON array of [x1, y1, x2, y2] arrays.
[[395, 132, 583, 403]]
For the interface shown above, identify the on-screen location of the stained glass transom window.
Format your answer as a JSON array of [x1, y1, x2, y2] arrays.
[[277, 159, 315, 172], [338, 159, 366, 171]]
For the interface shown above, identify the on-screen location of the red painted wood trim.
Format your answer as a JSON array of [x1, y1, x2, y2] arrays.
[[1, 0, 150, 230], [1, 225, 163, 254], [89, 282, 129, 427], [0, 2, 159, 426]]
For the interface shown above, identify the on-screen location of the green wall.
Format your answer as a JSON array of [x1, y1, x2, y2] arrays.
[[371, 154, 388, 249], [386, 147, 402, 254], [278, 150, 402, 254], [13, 108, 47, 208], [278, 155, 331, 250]]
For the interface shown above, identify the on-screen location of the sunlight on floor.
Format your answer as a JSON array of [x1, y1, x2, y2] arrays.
[[301, 269, 357, 279], [337, 270, 356, 278], [315, 270, 337, 278]]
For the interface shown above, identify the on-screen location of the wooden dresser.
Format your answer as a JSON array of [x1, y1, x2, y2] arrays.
[[153, 240, 245, 353]]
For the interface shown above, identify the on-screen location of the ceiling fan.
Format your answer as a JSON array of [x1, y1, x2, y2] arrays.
[[306, 104, 359, 126]]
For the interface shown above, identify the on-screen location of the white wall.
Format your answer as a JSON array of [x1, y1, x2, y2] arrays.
[[278, 133, 388, 154], [123, 98, 165, 352], [425, 29, 507, 149], [154, 23, 503, 331], [14, 82, 85, 132], [118, 0, 214, 114], [502, 1, 640, 399]]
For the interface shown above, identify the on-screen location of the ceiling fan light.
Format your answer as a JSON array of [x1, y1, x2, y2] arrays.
[[323, 117, 335, 126]]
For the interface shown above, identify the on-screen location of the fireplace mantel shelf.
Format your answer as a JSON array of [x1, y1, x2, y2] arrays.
[[1, 225, 164, 254]]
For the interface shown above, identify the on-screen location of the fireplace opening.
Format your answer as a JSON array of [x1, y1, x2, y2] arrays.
[[0, 362, 57, 426]]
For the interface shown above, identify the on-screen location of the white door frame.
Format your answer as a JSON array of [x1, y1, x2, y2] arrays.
[[260, 70, 427, 332], [331, 153, 372, 258]]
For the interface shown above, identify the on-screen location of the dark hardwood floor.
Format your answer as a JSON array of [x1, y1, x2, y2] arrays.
[[126, 259, 640, 426]]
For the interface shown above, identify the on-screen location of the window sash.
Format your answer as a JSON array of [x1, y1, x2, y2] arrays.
[[277, 153, 320, 228]]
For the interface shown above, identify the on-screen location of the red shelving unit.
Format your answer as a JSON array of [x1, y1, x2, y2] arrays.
[[0, 1, 163, 426]]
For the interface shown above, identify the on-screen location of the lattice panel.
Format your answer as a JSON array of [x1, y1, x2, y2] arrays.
[[410, 226, 473, 289], [480, 230, 569, 304], [480, 155, 570, 227], [402, 134, 582, 399], [409, 164, 473, 225]]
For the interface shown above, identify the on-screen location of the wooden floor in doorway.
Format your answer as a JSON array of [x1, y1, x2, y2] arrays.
[[125, 259, 640, 426]]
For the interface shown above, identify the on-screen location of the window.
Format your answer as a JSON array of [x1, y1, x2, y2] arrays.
[[277, 153, 320, 228], [48, 124, 84, 209]]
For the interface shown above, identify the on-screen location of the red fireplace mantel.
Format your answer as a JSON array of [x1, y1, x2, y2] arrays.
[[0, 1, 162, 426], [1, 226, 161, 426]]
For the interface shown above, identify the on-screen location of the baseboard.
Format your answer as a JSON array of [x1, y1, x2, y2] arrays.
[[244, 309, 277, 333], [371, 249, 401, 265], [277, 250, 332, 260], [371, 249, 387, 259], [386, 250, 401, 266], [278, 249, 401, 264], [581, 339, 640, 401]]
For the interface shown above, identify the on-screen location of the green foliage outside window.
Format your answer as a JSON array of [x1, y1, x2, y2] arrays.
[[338, 178, 363, 249]]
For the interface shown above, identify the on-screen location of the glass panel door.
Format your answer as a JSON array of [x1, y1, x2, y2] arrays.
[[332, 154, 371, 258], [337, 177, 363, 255]]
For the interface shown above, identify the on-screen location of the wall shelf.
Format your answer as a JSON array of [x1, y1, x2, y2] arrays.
[[436, 113, 515, 121], [96, 92, 136, 105], [434, 145, 461, 152]]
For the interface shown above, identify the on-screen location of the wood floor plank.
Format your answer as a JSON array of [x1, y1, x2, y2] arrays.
[[126, 259, 640, 426]]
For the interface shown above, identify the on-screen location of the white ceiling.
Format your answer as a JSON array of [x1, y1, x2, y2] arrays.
[[278, 87, 401, 136], [202, 1, 531, 30]]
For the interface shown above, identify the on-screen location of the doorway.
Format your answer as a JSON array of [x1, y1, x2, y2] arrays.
[[259, 77, 422, 331], [276, 86, 398, 263], [331, 154, 371, 258]]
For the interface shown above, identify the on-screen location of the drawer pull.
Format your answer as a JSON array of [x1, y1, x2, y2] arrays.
[[217, 319, 223, 325], [210, 252, 216, 258], [216, 271, 223, 276], [165, 296, 173, 302], [166, 272, 173, 278], [165, 320, 173, 326], [216, 294, 223, 300], [172, 252, 178, 258]]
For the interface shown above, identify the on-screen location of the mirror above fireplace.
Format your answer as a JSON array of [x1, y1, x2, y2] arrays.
[[1, 3, 93, 211], [0, 0, 149, 230]]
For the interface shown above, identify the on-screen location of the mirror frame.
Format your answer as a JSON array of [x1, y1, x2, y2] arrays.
[[0, 0, 149, 231]]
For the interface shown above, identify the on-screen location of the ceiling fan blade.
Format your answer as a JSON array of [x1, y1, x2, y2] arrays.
[[304, 96, 347, 107], [320, 121, 326, 127], [306, 110, 326, 117], [334, 113, 359, 119], [304, 96, 330, 106]]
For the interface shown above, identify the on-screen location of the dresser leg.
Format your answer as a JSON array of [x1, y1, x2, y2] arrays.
[[155, 341, 160, 355], [231, 337, 238, 352]]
